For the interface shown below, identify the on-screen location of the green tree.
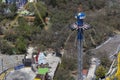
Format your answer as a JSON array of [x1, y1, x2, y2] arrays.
[[0, 2, 5, 21], [33, 2, 47, 28], [0, 40, 13, 55], [95, 65, 106, 79], [49, 0, 57, 7], [0, 27, 3, 34], [27, 3, 35, 12], [8, 3, 17, 18], [100, 54, 111, 68], [16, 17, 34, 40], [83, 53, 91, 69], [61, 55, 77, 71], [4, 32, 17, 42], [54, 66, 75, 80], [97, 51, 111, 68], [15, 36, 27, 54]]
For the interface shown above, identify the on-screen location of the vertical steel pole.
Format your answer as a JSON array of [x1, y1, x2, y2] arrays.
[[77, 28, 83, 80]]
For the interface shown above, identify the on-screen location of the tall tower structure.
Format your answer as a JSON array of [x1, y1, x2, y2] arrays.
[[75, 3, 86, 80]]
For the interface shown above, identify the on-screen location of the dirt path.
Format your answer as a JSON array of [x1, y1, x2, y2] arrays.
[[92, 34, 120, 57]]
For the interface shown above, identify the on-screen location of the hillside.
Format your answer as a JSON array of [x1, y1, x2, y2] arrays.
[[44, 0, 120, 79], [45, 0, 120, 49], [0, 0, 120, 79], [0, 0, 120, 54]]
